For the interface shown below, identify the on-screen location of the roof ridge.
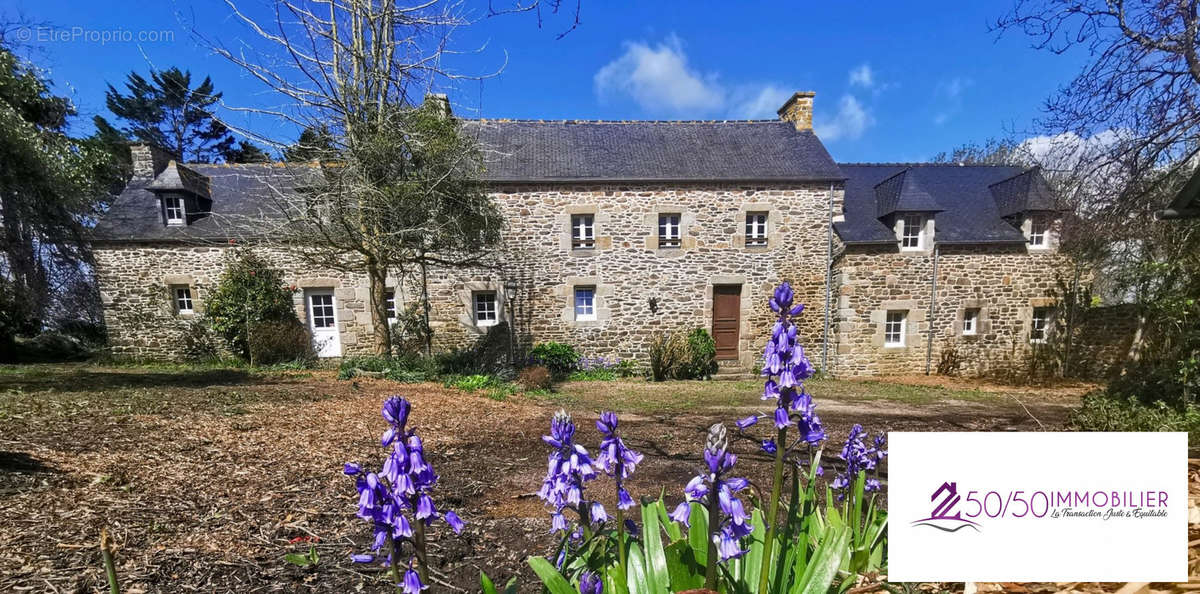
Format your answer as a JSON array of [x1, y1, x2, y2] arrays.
[[838, 162, 1022, 168], [468, 118, 787, 125]]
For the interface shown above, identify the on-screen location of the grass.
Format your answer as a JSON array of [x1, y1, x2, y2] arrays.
[[531, 376, 1007, 414]]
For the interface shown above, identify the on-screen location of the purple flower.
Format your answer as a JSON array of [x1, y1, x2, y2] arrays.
[[832, 424, 886, 499], [539, 410, 601, 534], [579, 570, 603, 594], [678, 424, 754, 562], [759, 282, 824, 453], [669, 501, 691, 526], [736, 415, 758, 430], [345, 396, 465, 569], [596, 411, 643, 510], [402, 567, 427, 593], [760, 439, 777, 455]]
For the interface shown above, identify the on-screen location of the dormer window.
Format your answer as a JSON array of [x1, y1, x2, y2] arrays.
[[163, 194, 186, 226], [900, 214, 925, 250], [1028, 215, 1048, 248]]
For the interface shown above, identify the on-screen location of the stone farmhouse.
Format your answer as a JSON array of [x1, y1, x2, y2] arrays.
[[91, 91, 1129, 376]]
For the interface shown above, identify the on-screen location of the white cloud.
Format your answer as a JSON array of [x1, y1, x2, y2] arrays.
[[849, 63, 874, 89], [814, 95, 874, 141], [594, 35, 725, 115], [932, 77, 973, 125], [938, 77, 973, 99], [730, 84, 792, 119], [1016, 130, 1122, 170]]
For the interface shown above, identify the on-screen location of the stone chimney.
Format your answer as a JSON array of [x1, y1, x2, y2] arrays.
[[129, 143, 177, 180], [424, 93, 451, 118], [777, 91, 816, 131]]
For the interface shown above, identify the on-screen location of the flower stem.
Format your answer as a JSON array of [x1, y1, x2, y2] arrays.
[[414, 520, 429, 585], [616, 506, 627, 580], [389, 537, 403, 593], [757, 426, 787, 594], [703, 479, 721, 590]]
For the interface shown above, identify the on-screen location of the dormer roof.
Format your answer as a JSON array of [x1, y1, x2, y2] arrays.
[[874, 168, 944, 218], [987, 167, 1060, 218], [146, 161, 212, 200]]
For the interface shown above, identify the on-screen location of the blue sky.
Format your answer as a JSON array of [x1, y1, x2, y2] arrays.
[[8, 0, 1090, 162]]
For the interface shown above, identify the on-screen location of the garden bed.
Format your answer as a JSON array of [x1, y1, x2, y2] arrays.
[[0, 363, 1138, 592]]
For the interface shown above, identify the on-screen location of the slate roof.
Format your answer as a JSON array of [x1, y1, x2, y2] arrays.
[[835, 164, 1045, 245], [145, 161, 212, 199], [873, 169, 944, 217], [464, 120, 843, 182], [92, 164, 322, 242], [988, 167, 1059, 218], [1160, 165, 1200, 219]]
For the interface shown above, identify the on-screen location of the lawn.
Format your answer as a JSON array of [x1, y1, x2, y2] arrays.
[[0, 363, 1086, 592]]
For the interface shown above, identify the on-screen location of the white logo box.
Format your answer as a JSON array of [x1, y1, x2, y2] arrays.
[[888, 432, 1187, 582]]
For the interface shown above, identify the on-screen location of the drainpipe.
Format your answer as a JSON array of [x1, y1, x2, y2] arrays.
[[924, 242, 940, 375], [822, 182, 834, 372]]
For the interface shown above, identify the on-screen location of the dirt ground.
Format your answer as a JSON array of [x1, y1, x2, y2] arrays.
[[0, 364, 1129, 592]]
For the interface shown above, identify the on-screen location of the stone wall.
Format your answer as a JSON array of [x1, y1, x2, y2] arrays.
[[831, 243, 1081, 376], [95, 181, 843, 367]]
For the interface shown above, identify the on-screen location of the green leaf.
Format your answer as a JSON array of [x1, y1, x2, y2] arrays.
[[664, 540, 705, 592], [605, 563, 630, 594], [527, 557, 577, 594], [283, 553, 311, 567], [741, 508, 767, 591], [793, 525, 851, 594], [656, 499, 683, 542], [641, 502, 671, 594], [627, 543, 652, 594], [503, 576, 519, 594], [687, 501, 709, 568], [481, 570, 498, 594]]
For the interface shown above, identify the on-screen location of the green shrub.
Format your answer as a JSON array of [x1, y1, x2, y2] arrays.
[[648, 327, 714, 381], [682, 327, 717, 379], [529, 341, 578, 377], [248, 319, 314, 366], [204, 250, 300, 361], [338, 354, 436, 382], [442, 373, 515, 400], [1070, 390, 1200, 449], [568, 368, 617, 381]]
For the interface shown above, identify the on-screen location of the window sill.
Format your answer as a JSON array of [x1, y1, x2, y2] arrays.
[[883, 343, 907, 349], [476, 320, 499, 328]]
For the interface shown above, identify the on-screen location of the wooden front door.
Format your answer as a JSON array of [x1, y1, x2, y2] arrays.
[[712, 285, 741, 361]]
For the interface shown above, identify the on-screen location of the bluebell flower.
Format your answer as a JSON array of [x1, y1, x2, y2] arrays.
[[676, 424, 754, 562], [831, 424, 886, 498], [596, 411, 643, 511], [579, 570, 603, 594], [402, 566, 427, 593], [539, 410, 604, 533], [736, 415, 758, 430], [760, 282, 823, 448], [345, 396, 465, 569]]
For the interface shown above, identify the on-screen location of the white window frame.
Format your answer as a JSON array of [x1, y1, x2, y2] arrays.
[[962, 308, 979, 336], [900, 214, 924, 250], [745, 212, 768, 247], [173, 286, 194, 315], [473, 291, 498, 327], [658, 213, 681, 248], [309, 293, 337, 329], [571, 214, 595, 250], [163, 194, 186, 226], [384, 290, 397, 323], [574, 286, 596, 321], [1028, 215, 1048, 248], [884, 310, 906, 347], [1030, 307, 1052, 344]]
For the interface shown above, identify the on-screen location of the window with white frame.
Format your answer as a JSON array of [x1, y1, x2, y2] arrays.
[[163, 194, 186, 226], [1028, 215, 1048, 248], [658, 213, 681, 247], [473, 291, 498, 327], [962, 308, 979, 335], [1030, 307, 1052, 343], [900, 214, 924, 250], [173, 286, 194, 315], [571, 214, 595, 249], [574, 286, 596, 321], [745, 212, 768, 247], [309, 293, 336, 328], [884, 310, 906, 347], [384, 290, 397, 322]]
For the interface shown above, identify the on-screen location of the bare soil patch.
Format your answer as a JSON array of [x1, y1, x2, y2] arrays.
[[0, 365, 1092, 592]]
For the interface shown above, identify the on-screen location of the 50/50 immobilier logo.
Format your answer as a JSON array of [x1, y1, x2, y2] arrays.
[[889, 432, 1186, 583]]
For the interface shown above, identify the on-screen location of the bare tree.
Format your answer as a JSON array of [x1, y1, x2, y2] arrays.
[[198, 1, 515, 357]]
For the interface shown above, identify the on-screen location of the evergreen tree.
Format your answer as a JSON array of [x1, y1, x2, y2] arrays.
[[99, 67, 234, 163]]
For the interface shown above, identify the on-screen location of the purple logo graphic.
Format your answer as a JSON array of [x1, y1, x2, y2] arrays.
[[911, 481, 981, 533]]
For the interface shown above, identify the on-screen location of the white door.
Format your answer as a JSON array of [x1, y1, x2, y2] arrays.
[[306, 289, 342, 357]]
